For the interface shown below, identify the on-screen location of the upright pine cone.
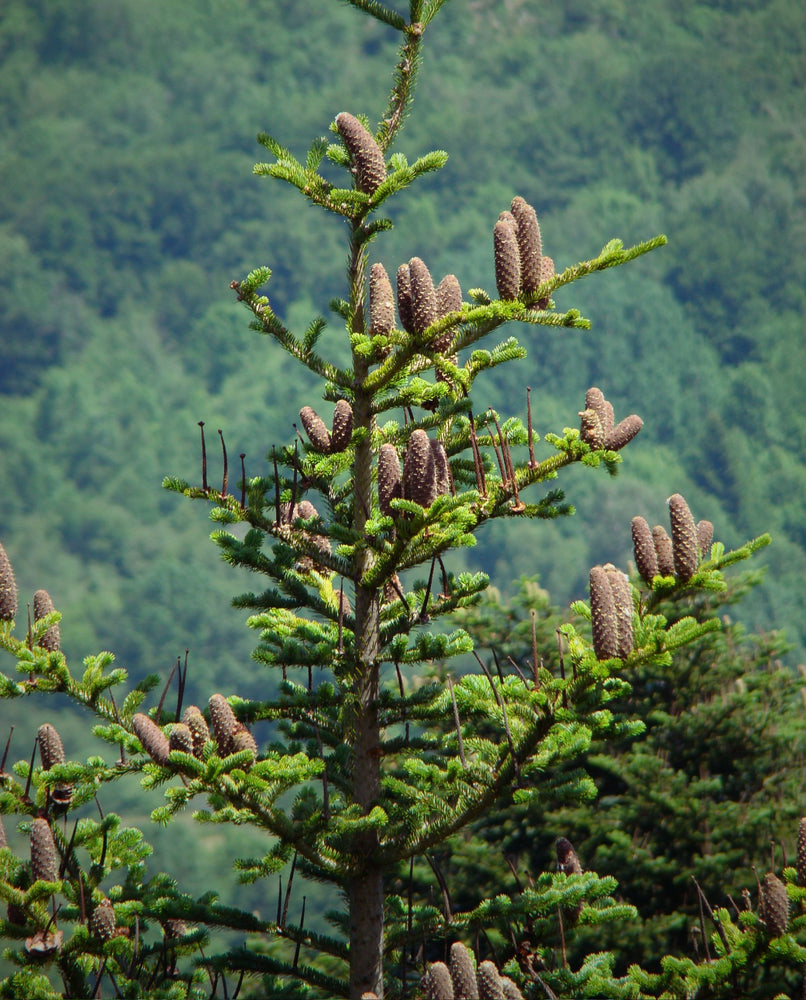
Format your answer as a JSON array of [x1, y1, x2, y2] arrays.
[[403, 429, 437, 508], [299, 406, 332, 453], [697, 518, 714, 560], [132, 713, 170, 766], [760, 872, 789, 937], [449, 941, 479, 1000], [652, 524, 675, 576], [33, 589, 60, 652], [90, 898, 116, 941], [510, 195, 542, 295], [397, 263, 414, 334], [0, 540, 18, 621], [421, 961, 454, 1000], [584, 387, 614, 439], [493, 218, 520, 300], [604, 414, 643, 451], [209, 694, 238, 756], [605, 564, 633, 658], [30, 818, 59, 883], [409, 257, 437, 336], [168, 723, 194, 755], [37, 723, 72, 811], [430, 439, 453, 498], [231, 723, 258, 766], [369, 262, 395, 337], [589, 565, 619, 660], [331, 399, 353, 452], [182, 705, 210, 756], [668, 493, 699, 581], [334, 112, 387, 194], [579, 408, 605, 449], [378, 444, 402, 517], [631, 516, 659, 584], [797, 818, 806, 886]]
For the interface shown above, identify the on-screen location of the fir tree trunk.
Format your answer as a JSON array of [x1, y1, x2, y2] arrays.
[[349, 239, 384, 998]]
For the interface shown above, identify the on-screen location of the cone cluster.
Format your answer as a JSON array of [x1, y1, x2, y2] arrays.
[[493, 195, 553, 304], [579, 387, 643, 451], [589, 564, 633, 660], [381, 429, 453, 511], [420, 941, 524, 1000], [299, 400, 353, 453], [335, 112, 387, 195], [37, 723, 72, 811], [632, 494, 713, 585], [209, 693, 257, 766], [393, 257, 463, 347]]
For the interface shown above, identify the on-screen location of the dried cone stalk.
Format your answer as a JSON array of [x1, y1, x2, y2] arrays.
[[697, 518, 714, 560], [632, 516, 659, 584], [334, 112, 387, 194], [668, 493, 699, 581], [369, 262, 395, 337], [209, 694, 238, 756], [169, 723, 194, 755], [652, 524, 675, 577], [760, 872, 789, 937], [449, 941, 479, 1000], [33, 589, 60, 652], [605, 564, 633, 658], [90, 898, 116, 941], [493, 218, 520, 301], [397, 263, 414, 333], [421, 961, 454, 1000], [510, 195, 542, 295], [604, 414, 643, 451], [589, 565, 619, 660], [132, 713, 170, 766], [409, 257, 437, 336], [182, 705, 210, 756], [378, 444, 402, 517], [330, 399, 353, 452], [299, 405, 331, 453], [0, 540, 18, 621], [30, 817, 59, 883], [403, 429, 437, 508]]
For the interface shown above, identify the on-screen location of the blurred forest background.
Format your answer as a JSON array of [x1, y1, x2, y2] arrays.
[[0, 0, 804, 925]]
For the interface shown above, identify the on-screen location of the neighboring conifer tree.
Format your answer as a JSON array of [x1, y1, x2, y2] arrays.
[[0, 2, 778, 998]]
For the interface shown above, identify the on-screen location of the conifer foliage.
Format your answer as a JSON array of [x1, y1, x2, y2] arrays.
[[0, 2, 778, 998]]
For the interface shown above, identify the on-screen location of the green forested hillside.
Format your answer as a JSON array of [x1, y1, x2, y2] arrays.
[[1, 0, 803, 711]]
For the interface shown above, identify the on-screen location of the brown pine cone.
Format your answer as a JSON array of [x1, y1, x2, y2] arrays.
[[697, 519, 714, 560], [760, 872, 789, 937], [90, 898, 116, 941], [409, 257, 437, 336], [331, 399, 353, 452], [477, 960, 506, 1000], [182, 705, 210, 756], [510, 196, 542, 295], [589, 565, 619, 660], [378, 444, 402, 517], [299, 406, 332, 453], [334, 112, 387, 195], [369, 262, 395, 337], [169, 723, 194, 755], [231, 723, 258, 765], [579, 408, 605, 449], [797, 818, 806, 887], [397, 263, 414, 333], [33, 589, 61, 652], [652, 524, 675, 577], [668, 493, 698, 581], [604, 414, 643, 451], [0, 541, 18, 621], [403, 429, 437, 508], [30, 818, 59, 883], [584, 387, 614, 438], [430, 439, 453, 498], [37, 723, 72, 811], [605, 564, 633, 658], [132, 713, 170, 766], [494, 218, 520, 301], [434, 272, 462, 367], [631, 516, 659, 585], [421, 961, 454, 999], [209, 694, 238, 756], [449, 941, 479, 1000]]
